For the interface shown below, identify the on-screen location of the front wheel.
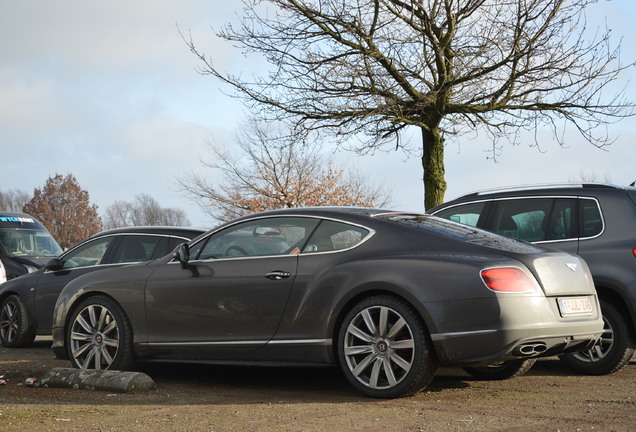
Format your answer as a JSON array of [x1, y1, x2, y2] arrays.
[[463, 359, 536, 380], [66, 295, 134, 371], [559, 300, 635, 375], [0, 295, 36, 347], [337, 295, 438, 398]]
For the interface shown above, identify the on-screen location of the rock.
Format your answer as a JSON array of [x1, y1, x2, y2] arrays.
[[40, 368, 156, 393]]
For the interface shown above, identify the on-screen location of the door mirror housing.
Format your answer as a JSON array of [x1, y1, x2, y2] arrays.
[[45, 258, 63, 271], [173, 243, 190, 269]]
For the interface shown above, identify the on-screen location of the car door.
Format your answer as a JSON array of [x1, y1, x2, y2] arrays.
[[33, 235, 118, 331], [143, 216, 320, 351]]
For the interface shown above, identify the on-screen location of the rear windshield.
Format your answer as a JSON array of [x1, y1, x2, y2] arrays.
[[376, 213, 544, 253]]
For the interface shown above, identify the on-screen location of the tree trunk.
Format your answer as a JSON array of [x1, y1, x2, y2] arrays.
[[421, 126, 447, 210]]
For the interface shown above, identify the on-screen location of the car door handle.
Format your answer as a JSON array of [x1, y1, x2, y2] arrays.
[[265, 271, 291, 280]]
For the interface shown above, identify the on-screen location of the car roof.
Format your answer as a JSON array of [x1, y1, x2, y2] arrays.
[[244, 206, 415, 218], [89, 226, 208, 240], [433, 183, 636, 207]]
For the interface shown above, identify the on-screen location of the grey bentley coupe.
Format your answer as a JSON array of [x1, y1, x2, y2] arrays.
[[51, 207, 603, 398]]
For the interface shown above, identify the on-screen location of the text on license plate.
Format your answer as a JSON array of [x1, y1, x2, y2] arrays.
[[557, 297, 593, 316]]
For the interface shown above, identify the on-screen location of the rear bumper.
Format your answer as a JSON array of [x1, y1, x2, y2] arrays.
[[428, 295, 604, 365], [431, 326, 602, 365]]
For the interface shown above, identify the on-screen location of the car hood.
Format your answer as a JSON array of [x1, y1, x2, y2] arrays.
[[10, 255, 51, 268]]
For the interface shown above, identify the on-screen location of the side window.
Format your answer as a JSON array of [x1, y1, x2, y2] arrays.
[[433, 202, 486, 227], [544, 199, 577, 240], [150, 237, 171, 259], [62, 237, 115, 269], [195, 217, 320, 260], [491, 198, 577, 242], [303, 220, 370, 253], [491, 199, 552, 242], [149, 236, 191, 259], [111, 235, 161, 263], [581, 199, 603, 237], [162, 237, 190, 258]]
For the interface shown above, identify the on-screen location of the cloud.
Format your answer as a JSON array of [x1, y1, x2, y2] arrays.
[[1, 0, 635, 228]]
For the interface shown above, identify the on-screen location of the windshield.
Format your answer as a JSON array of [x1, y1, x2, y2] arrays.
[[0, 228, 63, 257]]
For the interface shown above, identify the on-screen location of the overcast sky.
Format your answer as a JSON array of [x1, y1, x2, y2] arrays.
[[1, 0, 635, 227]]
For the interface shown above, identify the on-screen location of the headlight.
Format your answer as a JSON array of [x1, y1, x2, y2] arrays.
[[24, 264, 38, 274], [0, 260, 6, 283]]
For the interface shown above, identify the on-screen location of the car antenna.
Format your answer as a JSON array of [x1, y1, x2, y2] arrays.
[[631, 180, 636, 187]]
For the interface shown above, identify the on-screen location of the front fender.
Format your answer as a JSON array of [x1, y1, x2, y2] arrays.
[[51, 263, 158, 354]]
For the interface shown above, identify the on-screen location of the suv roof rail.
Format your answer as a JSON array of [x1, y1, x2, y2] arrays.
[[459, 182, 623, 198]]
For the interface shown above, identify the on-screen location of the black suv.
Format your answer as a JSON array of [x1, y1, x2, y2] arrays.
[[429, 183, 636, 375], [0, 212, 64, 283], [0, 225, 206, 348]]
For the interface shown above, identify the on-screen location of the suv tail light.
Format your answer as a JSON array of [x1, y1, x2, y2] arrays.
[[480, 267, 540, 294]]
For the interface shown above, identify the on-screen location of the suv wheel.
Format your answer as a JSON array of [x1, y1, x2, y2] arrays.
[[559, 300, 635, 375]]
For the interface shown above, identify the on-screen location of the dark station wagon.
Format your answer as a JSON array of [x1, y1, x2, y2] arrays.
[[0, 226, 206, 348]]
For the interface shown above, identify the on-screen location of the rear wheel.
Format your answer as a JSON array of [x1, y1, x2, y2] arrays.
[[0, 295, 36, 347], [66, 295, 134, 371], [463, 359, 536, 380], [559, 300, 635, 375], [338, 295, 438, 398]]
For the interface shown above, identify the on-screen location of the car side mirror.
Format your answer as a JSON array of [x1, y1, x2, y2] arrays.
[[173, 243, 190, 269], [45, 258, 63, 271]]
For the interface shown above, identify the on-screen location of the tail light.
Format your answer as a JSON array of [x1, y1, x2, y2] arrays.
[[633, 247, 636, 258], [480, 267, 540, 294]]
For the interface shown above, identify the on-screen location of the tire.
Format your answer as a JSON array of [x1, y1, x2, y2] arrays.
[[463, 358, 536, 380], [66, 295, 134, 371], [559, 300, 635, 375], [0, 295, 36, 347], [337, 295, 438, 399]]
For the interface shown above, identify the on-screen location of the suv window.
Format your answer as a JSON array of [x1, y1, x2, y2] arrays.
[[490, 198, 577, 242], [581, 199, 603, 237]]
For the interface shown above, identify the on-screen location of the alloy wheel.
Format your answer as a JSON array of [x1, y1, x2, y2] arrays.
[[343, 305, 416, 390], [0, 301, 18, 343], [571, 315, 613, 363], [70, 303, 121, 370]]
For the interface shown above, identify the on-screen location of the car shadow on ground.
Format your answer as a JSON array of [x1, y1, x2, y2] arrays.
[[6, 339, 632, 405], [137, 361, 471, 402]]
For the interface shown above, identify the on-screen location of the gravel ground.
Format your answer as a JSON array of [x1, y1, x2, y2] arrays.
[[1, 337, 634, 432]]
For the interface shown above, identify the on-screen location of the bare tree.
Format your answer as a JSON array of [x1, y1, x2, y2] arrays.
[[186, 0, 633, 209], [0, 189, 31, 212], [103, 194, 191, 229], [23, 174, 103, 249], [177, 118, 392, 222], [568, 170, 612, 183]]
